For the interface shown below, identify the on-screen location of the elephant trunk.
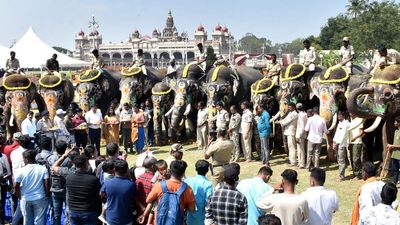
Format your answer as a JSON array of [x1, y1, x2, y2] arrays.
[[346, 86, 375, 119], [364, 116, 383, 133], [41, 91, 59, 122]]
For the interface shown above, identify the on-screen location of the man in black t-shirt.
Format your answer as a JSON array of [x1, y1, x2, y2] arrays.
[[46, 54, 59, 72], [66, 155, 101, 224]]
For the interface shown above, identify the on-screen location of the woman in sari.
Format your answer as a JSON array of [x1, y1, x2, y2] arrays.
[[104, 107, 120, 144], [131, 104, 145, 154]]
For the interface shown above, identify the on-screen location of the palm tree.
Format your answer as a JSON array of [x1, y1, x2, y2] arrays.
[[346, 0, 369, 18]]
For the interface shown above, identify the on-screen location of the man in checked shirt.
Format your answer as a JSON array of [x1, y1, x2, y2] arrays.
[[205, 166, 248, 225]]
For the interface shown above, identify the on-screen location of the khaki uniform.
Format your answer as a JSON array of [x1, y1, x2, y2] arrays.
[[206, 138, 234, 186], [340, 45, 355, 74], [240, 109, 253, 160], [371, 49, 400, 74], [213, 109, 230, 131], [299, 47, 316, 71], [5, 58, 20, 71], [266, 62, 282, 84], [229, 112, 241, 161], [91, 56, 105, 69]]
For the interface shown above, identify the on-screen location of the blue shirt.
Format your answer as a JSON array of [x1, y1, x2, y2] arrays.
[[236, 177, 274, 225], [101, 176, 136, 225], [257, 111, 271, 138], [185, 175, 213, 225], [15, 164, 49, 201]]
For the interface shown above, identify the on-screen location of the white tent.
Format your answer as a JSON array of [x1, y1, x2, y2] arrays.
[[0, 44, 9, 68], [11, 27, 90, 68]]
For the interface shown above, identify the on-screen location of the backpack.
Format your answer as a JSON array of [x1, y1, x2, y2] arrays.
[[156, 180, 187, 225]]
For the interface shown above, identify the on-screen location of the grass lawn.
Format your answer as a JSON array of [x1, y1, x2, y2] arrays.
[[100, 142, 389, 225]]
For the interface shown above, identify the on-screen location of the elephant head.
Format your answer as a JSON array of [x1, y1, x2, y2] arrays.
[[251, 77, 278, 114], [151, 82, 174, 144], [76, 69, 120, 113], [315, 66, 349, 130], [37, 73, 74, 121], [1, 74, 37, 130], [347, 65, 400, 132], [166, 64, 204, 132]]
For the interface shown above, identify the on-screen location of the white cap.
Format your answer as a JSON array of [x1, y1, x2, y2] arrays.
[[56, 109, 66, 115], [343, 37, 349, 42]]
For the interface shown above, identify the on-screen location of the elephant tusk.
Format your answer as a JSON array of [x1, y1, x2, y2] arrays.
[[183, 103, 191, 116], [9, 114, 14, 127], [364, 116, 382, 133], [328, 113, 338, 131], [179, 117, 186, 127], [348, 118, 365, 132]]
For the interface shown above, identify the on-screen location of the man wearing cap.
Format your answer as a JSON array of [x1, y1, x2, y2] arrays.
[[340, 37, 355, 74], [305, 107, 327, 170], [165, 143, 184, 166], [205, 129, 234, 186], [370, 45, 400, 74], [299, 39, 316, 71], [54, 109, 70, 142], [91, 49, 105, 70], [37, 110, 53, 138], [167, 58, 178, 74], [21, 111, 36, 139], [278, 102, 298, 166], [295, 103, 308, 168]]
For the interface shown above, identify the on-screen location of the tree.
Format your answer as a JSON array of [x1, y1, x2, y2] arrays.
[[346, 0, 369, 18], [238, 33, 272, 54], [319, 15, 352, 49]]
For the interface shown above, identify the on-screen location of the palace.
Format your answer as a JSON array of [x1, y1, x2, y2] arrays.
[[73, 11, 234, 67]]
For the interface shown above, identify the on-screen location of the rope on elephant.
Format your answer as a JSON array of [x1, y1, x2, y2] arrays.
[[318, 65, 349, 84], [281, 63, 306, 82], [211, 65, 225, 82], [370, 64, 400, 84]]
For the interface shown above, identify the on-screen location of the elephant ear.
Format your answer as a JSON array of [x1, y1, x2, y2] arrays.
[[61, 80, 75, 110]]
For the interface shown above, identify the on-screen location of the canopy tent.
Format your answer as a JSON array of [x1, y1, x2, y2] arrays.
[[10, 27, 90, 68], [0, 44, 9, 68]]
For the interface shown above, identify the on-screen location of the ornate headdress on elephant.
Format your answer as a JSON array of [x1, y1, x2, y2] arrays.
[[76, 69, 121, 114], [119, 66, 154, 106], [251, 77, 278, 114], [0, 73, 44, 138], [164, 63, 206, 133], [151, 82, 174, 145], [37, 72, 74, 121]]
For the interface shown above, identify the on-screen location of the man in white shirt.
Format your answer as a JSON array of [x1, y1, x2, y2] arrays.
[[340, 37, 355, 74], [348, 114, 365, 180], [21, 111, 36, 139], [305, 107, 327, 169], [360, 182, 400, 225], [196, 102, 208, 151], [54, 109, 70, 142], [299, 39, 316, 71], [84, 105, 103, 153], [278, 102, 298, 166], [370, 45, 400, 74], [240, 101, 253, 162], [10, 135, 30, 181], [333, 111, 351, 180], [296, 103, 308, 168], [301, 168, 338, 225], [195, 43, 207, 71], [118, 103, 133, 152], [211, 102, 230, 131], [167, 58, 178, 74], [257, 169, 309, 225]]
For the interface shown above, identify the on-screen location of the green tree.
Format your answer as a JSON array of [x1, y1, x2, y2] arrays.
[[346, 0, 369, 18], [238, 33, 272, 54], [319, 15, 352, 49]]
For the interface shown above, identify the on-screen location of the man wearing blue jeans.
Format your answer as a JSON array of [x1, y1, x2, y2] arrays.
[[256, 104, 271, 166], [66, 155, 101, 225], [14, 150, 50, 225]]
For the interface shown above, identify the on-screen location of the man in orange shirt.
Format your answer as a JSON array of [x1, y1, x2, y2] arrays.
[[143, 160, 195, 224]]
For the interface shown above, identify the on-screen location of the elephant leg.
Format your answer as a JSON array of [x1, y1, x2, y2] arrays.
[[326, 133, 336, 162], [380, 119, 394, 178]]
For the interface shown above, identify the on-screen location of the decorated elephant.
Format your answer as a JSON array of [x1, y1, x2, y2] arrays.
[[347, 64, 400, 176], [76, 69, 121, 114], [164, 63, 206, 137], [119, 67, 164, 106], [0, 73, 45, 139], [37, 72, 74, 121], [151, 82, 174, 145]]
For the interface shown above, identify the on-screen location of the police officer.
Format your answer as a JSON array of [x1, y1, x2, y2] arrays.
[[228, 105, 241, 162]]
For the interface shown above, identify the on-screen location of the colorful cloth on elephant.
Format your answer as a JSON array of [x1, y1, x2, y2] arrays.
[[392, 130, 400, 160], [104, 115, 120, 144]]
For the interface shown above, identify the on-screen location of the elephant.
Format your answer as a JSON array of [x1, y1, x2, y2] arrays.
[[0, 73, 45, 140], [151, 82, 174, 145], [37, 72, 74, 121], [204, 65, 264, 124], [76, 69, 121, 114], [164, 63, 206, 137], [119, 67, 164, 106], [347, 64, 400, 177]]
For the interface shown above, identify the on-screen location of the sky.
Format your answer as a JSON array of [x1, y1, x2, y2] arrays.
[[0, 0, 353, 50]]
